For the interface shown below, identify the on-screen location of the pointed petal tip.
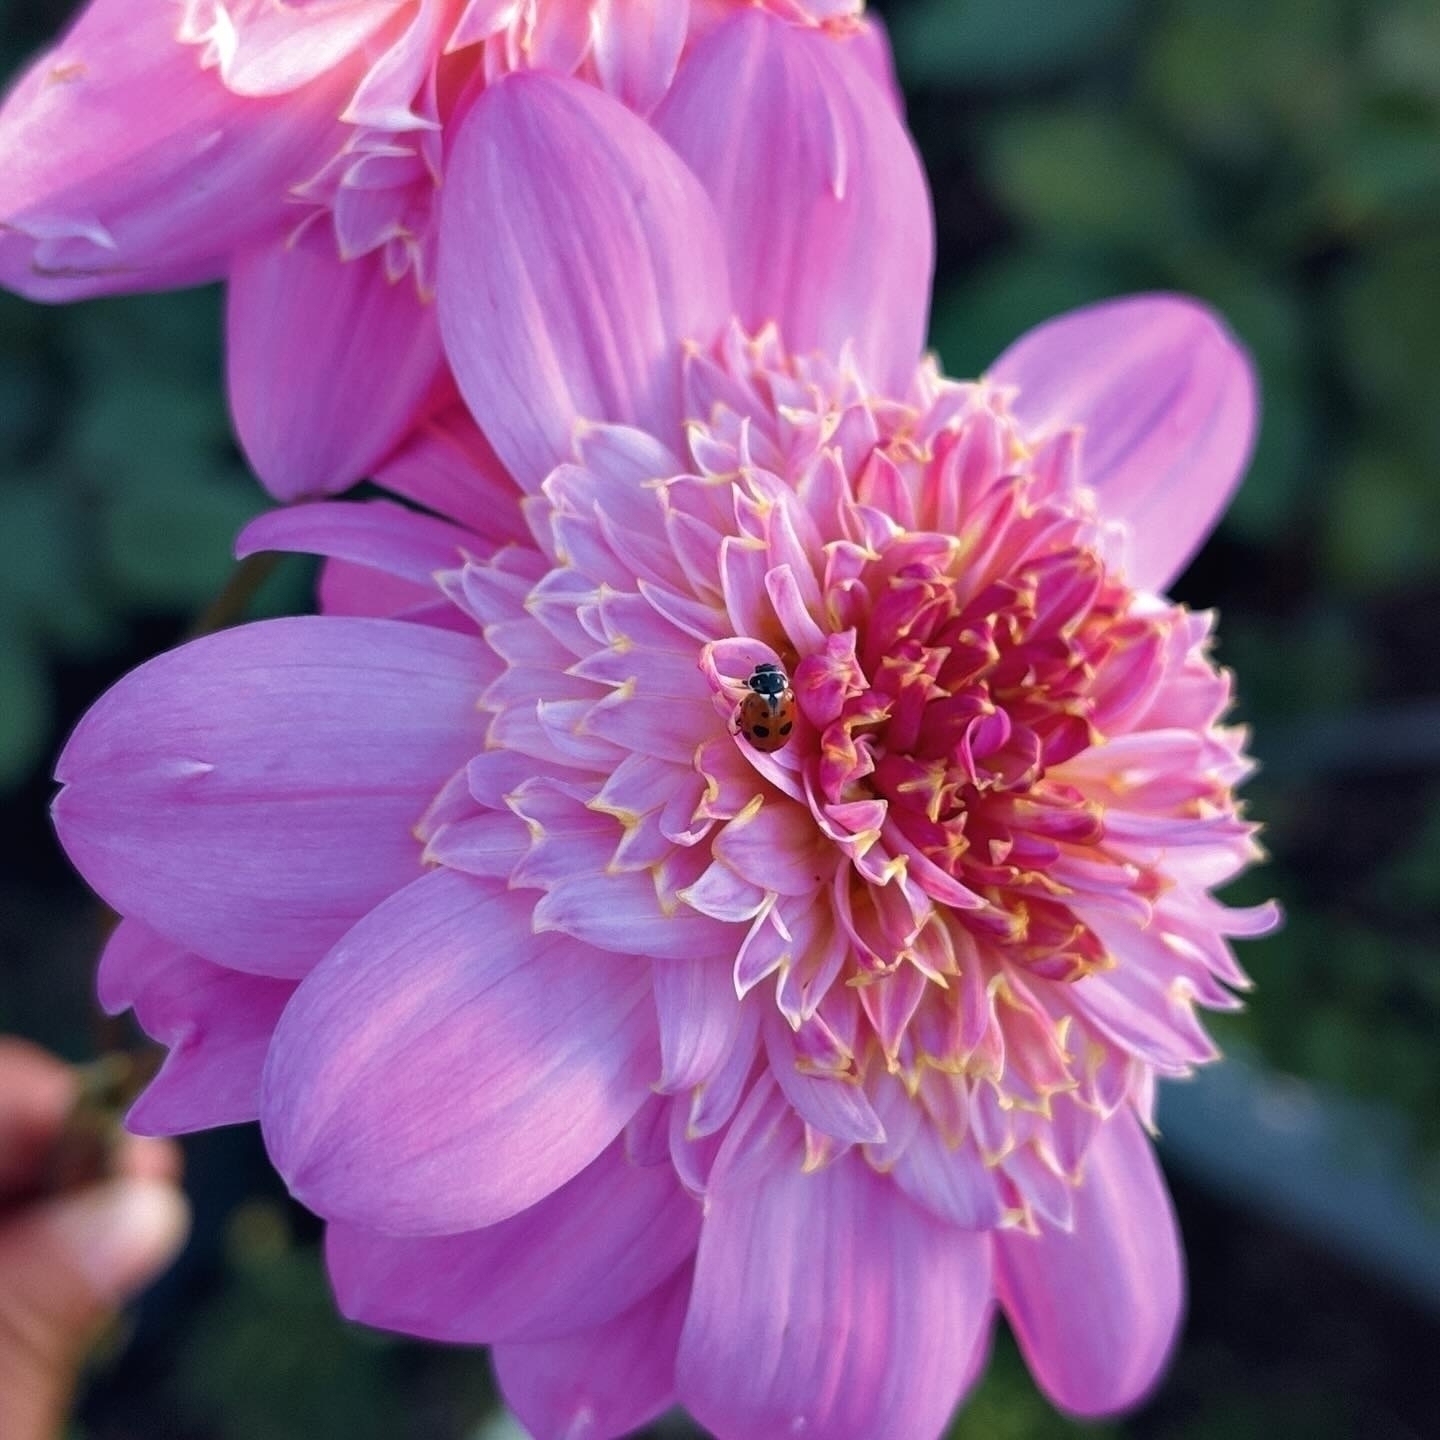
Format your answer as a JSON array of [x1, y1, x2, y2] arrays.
[[992, 291, 1258, 593], [438, 69, 729, 490], [656, 8, 932, 394], [997, 1109, 1184, 1418]]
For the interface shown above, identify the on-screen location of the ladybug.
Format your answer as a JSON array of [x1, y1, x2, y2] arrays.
[[737, 662, 797, 753]]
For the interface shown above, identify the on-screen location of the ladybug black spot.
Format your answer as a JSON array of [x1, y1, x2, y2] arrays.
[[779, 722, 793, 735], [753, 724, 771, 738]]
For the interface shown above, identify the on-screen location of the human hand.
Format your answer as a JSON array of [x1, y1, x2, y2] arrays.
[[0, 1038, 190, 1440]]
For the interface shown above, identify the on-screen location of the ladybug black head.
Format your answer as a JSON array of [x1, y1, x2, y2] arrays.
[[747, 663, 789, 697]]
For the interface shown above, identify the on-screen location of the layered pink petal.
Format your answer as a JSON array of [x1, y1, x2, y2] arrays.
[[677, 1087, 993, 1440], [891, 1123, 1007, 1231], [653, 954, 744, 1092], [0, 0, 346, 299], [316, 558, 439, 620], [438, 71, 730, 490], [990, 295, 1258, 593], [97, 918, 294, 1135], [846, 15, 904, 117], [180, 0, 407, 96], [239, 498, 479, 622], [237, 499, 475, 584], [228, 232, 444, 499], [327, 1137, 699, 1343], [373, 402, 529, 542], [995, 1109, 1184, 1417], [53, 617, 487, 978], [493, 1265, 690, 1440], [261, 869, 659, 1235], [656, 12, 932, 394], [592, 0, 691, 114]]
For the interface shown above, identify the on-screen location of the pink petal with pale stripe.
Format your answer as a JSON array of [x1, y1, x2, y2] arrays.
[[97, 919, 295, 1135], [372, 401, 529, 541], [314, 558, 440, 621], [0, 0, 348, 300], [494, 1265, 691, 1440], [179, 0, 406, 96], [227, 232, 444, 499], [890, 1121, 1007, 1231], [592, 0, 691, 113], [326, 1137, 699, 1343], [990, 294, 1258, 593], [996, 1108, 1184, 1416], [438, 71, 730, 490], [656, 11, 932, 395], [237, 499, 475, 584], [54, 618, 487, 977], [653, 954, 745, 1092], [239, 497, 485, 623], [762, 1009, 885, 1145], [261, 869, 659, 1234], [845, 14, 904, 116], [677, 1088, 993, 1440]]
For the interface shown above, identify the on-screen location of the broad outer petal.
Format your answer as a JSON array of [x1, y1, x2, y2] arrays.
[[438, 71, 730, 491], [97, 918, 294, 1135], [53, 617, 487, 978], [989, 294, 1258, 593], [995, 1109, 1184, 1417], [846, 15, 904, 117], [677, 1092, 993, 1440], [0, 0, 346, 300], [327, 1138, 699, 1343], [493, 1265, 690, 1440], [228, 232, 444, 499], [655, 12, 932, 395], [262, 870, 659, 1235]]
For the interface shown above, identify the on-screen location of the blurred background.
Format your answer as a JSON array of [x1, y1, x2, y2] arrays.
[[1, 0, 1438, 1436]]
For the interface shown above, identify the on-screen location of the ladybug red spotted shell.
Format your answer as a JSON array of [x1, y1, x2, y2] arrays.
[[736, 662, 797, 753]]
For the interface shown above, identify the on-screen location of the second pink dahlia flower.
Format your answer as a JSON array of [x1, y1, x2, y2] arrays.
[[0, 1, 892, 501], [54, 37, 1274, 1440]]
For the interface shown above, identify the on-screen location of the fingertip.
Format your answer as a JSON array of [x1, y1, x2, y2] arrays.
[[115, 1132, 184, 1186], [42, 1178, 190, 1306], [0, 1043, 78, 1197]]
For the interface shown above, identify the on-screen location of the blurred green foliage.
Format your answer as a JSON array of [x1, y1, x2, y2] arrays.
[[2, 0, 1439, 1437], [170, 1204, 498, 1440], [0, 286, 309, 786]]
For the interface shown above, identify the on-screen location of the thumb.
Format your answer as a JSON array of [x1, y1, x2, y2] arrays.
[[0, 1178, 190, 1440]]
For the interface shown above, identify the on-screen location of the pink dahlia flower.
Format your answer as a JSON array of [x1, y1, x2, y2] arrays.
[[54, 43, 1275, 1440], [0, 0, 887, 502]]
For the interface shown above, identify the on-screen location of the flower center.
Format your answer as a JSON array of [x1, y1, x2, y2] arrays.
[[815, 541, 1156, 982]]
